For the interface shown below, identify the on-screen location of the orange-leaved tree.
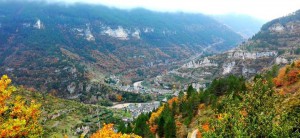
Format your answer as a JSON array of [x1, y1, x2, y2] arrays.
[[0, 75, 43, 137], [116, 94, 123, 102], [167, 97, 178, 109], [90, 123, 141, 138], [273, 60, 300, 87]]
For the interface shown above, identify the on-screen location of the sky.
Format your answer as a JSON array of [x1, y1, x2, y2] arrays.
[[43, 0, 300, 21]]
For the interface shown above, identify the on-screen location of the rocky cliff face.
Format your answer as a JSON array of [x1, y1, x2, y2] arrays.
[[159, 10, 300, 88]]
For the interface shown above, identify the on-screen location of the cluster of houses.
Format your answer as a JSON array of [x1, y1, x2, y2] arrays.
[[121, 101, 161, 122]]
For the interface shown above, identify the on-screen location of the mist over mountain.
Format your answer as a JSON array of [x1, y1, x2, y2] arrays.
[[212, 14, 266, 38]]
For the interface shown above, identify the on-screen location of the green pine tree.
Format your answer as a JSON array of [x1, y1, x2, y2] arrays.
[[157, 116, 165, 137], [117, 121, 126, 133], [164, 115, 176, 138]]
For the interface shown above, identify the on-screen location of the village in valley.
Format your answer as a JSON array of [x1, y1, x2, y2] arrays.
[[102, 45, 294, 122]]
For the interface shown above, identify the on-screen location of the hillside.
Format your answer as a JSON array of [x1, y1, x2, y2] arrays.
[[0, 74, 131, 137], [158, 9, 300, 90], [2, 61, 299, 137], [13, 87, 127, 137], [188, 61, 300, 137], [123, 60, 300, 138], [0, 1, 243, 102], [127, 10, 300, 137]]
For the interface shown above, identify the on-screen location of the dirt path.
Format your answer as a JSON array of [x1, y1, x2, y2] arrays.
[[190, 129, 199, 138]]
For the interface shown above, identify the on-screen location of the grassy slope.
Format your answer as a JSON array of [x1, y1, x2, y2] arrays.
[[14, 88, 124, 137]]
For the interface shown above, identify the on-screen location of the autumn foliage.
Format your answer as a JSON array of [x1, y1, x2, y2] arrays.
[[196, 131, 202, 138], [116, 94, 123, 102], [0, 75, 43, 137], [90, 123, 141, 138], [148, 106, 164, 134], [273, 60, 300, 87], [201, 73, 300, 137], [167, 97, 178, 109], [201, 122, 210, 132]]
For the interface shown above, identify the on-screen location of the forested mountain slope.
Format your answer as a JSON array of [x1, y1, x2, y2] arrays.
[[0, 0, 243, 102]]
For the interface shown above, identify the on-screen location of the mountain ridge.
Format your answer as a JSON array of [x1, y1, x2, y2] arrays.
[[157, 9, 300, 90], [0, 0, 243, 102]]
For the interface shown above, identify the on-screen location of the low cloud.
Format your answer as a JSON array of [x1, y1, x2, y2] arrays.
[[1, 0, 300, 21]]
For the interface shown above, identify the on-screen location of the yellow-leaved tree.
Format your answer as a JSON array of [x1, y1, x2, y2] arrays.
[[90, 123, 141, 138], [0, 75, 43, 137]]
